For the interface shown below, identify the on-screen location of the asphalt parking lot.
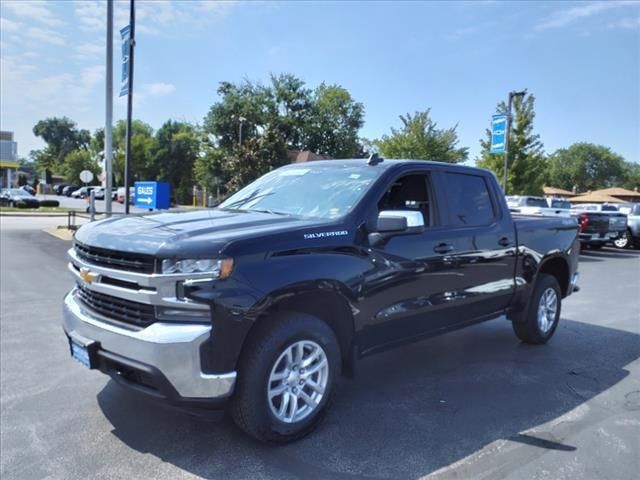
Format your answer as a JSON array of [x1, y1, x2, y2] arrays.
[[1, 216, 639, 480]]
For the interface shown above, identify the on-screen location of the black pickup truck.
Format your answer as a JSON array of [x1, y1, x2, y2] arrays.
[[63, 158, 580, 442]]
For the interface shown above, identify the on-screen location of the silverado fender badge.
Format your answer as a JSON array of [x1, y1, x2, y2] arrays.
[[303, 230, 349, 240], [79, 267, 100, 285]]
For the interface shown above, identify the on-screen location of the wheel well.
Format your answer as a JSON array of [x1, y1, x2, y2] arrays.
[[539, 257, 569, 297], [252, 290, 356, 374]]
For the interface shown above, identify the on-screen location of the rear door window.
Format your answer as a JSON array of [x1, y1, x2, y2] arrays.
[[443, 172, 496, 226]]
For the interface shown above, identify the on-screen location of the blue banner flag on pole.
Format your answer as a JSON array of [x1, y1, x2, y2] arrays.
[[490, 114, 507, 154], [119, 25, 130, 97]]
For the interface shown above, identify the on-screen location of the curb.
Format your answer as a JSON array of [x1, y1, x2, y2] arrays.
[[43, 227, 75, 241], [0, 212, 72, 217]]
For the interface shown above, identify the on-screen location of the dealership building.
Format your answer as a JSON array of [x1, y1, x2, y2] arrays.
[[0, 131, 18, 189]]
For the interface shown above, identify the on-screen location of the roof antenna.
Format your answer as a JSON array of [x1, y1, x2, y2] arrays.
[[367, 153, 384, 166]]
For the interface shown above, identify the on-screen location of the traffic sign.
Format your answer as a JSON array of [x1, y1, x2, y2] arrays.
[[490, 114, 507, 154], [134, 181, 170, 209], [79, 170, 94, 183]]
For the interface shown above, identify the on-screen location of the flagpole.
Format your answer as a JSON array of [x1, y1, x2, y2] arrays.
[[124, 0, 135, 214], [104, 0, 113, 216]]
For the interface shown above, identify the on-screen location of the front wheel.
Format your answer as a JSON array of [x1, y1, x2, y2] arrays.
[[613, 230, 631, 249], [231, 313, 340, 443], [513, 274, 561, 344]]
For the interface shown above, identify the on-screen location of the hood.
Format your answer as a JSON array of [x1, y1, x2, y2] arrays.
[[75, 208, 325, 257]]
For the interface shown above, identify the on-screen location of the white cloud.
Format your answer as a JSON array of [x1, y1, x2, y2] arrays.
[[200, 0, 239, 15], [535, 1, 637, 31], [0, 17, 22, 32], [74, 43, 105, 61], [143, 82, 176, 96], [74, 0, 106, 32], [3, 1, 64, 27], [73, 0, 240, 36], [26, 26, 66, 46], [609, 16, 640, 30]]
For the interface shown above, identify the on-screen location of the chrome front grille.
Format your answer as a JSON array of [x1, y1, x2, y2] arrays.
[[74, 241, 155, 273], [76, 284, 156, 328]]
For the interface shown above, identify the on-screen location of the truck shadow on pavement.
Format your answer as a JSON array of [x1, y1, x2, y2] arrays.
[[97, 318, 639, 479]]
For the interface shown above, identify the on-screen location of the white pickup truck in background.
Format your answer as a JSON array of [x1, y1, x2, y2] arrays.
[[506, 196, 572, 218]]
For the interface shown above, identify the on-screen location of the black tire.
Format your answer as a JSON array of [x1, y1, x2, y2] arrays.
[[612, 230, 631, 249], [512, 273, 561, 344], [231, 313, 340, 443]]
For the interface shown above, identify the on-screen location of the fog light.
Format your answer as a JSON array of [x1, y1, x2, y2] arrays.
[[156, 306, 211, 321]]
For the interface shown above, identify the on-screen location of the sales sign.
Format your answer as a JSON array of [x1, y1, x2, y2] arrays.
[[134, 181, 170, 210]]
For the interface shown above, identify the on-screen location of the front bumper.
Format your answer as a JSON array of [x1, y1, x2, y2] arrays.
[[63, 291, 236, 404]]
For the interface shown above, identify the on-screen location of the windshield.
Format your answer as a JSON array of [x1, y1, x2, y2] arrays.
[[524, 197, 548, 207], [219, 165, 381, 219], [601, 205, 618, 211], [8, 189, 30, 197]]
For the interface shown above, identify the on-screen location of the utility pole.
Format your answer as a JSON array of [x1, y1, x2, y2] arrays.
[[502, 90, 526, 193], [124, 0, 135, 214], [104, 0, 113, 216]]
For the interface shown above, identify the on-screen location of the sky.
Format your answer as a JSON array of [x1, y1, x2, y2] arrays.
[[1, 0, 639, 165]]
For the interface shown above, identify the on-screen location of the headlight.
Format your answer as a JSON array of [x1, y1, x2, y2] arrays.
[[161, 258, 234, 279]]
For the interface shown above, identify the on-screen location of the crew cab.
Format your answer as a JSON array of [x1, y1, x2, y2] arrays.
[[63, 158, 580, 442], [571, 203, 628, 250]]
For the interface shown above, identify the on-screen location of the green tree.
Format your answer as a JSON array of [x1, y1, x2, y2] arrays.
[[151, 120, 201, 203], [32, 117, 90, 172], [202, 75, 366, 190], [112, 120, 155, 185], [477, 93, 546, 195], [623, 161, 640, 192], [374, 110, 468, 163], [194, 143, 228, 198], [60, 150, 100, 185], [305, 83, 365, 158], [546, 143, 628, 192]]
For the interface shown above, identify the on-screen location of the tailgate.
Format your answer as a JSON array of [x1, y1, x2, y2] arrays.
[[579, 213, 609, 233], [608, 213, 627, 231]]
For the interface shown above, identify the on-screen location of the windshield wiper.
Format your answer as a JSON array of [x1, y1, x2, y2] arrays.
[[221, 191, 275, 209], [248, 208, 288, 216]]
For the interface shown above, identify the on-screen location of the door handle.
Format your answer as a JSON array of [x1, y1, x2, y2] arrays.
[[434, 243, 455, 254], [498, 237, 512, 247]]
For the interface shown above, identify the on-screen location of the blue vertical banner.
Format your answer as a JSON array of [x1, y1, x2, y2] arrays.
[[119, 25, 130, 97], [490, 114, 507, 154]]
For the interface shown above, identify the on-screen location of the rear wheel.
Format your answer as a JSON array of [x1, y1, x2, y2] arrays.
[[231, 313, 340, 443], [513, 274, 561, 344], [613, 230, 631, 249]]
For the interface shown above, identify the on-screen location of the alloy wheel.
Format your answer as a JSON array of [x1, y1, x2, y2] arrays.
[[267, 340, 329, 424]]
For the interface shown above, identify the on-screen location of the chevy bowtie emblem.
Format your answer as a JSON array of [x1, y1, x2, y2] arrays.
[[80, 267, 99, 284]]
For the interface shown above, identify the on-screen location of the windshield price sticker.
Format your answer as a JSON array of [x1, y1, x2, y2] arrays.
[[280, 169, 310, 176]]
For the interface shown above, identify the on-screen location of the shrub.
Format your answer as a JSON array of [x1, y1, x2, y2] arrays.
[[39, 200, 60, 207]]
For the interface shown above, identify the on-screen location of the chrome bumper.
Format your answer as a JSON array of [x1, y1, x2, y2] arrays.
[[63, 291, 236, 399]]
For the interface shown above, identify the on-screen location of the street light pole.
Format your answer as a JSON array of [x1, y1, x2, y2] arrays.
[[104, 0, 113, 217], [238, 116, 246, 146], [123, 0, 135, 214], [502, 89, 526, 193]]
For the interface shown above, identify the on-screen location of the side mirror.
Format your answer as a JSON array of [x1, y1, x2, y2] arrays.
[[377, 215, 408, 232], [369, 210, 425, 246]]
